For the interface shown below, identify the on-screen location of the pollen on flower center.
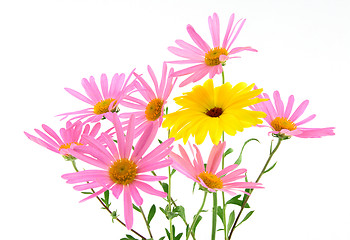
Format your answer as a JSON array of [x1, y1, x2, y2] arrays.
[[206, 107, 223, 118], [204, 47, 229, 66], [145, 98, 164, 121], [59, 142, 83, 151], [109, 159, 137, 185], [93, 98, 117, 115], [270, 117, 297, 131], [198, 172, 223, 189]]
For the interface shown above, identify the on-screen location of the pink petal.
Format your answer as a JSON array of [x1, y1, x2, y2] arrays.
[[134, 181, 167, 198], [123, 185, 134, 230], [129, 183, 143, 206], [289, 100, 309, 122], [186, 24, 211, 53]]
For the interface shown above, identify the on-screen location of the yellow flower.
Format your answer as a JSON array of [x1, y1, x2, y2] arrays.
[[162, 79, 267, 145]]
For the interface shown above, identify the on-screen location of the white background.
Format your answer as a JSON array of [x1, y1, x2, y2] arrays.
[[1, 0, 349, 239]]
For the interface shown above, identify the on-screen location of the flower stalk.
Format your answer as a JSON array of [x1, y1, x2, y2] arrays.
[[228, 137, 283, 239]]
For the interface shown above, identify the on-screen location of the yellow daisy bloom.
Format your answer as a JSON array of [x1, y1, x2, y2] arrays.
[[162, 79, 267, 145]]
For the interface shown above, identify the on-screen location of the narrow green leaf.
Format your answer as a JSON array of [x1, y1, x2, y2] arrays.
[[175, 233, 183, 240], [159, 237, 166, 240], [158, 139, 163, 144], [234, 138, 260, 165], [216, 206, 224, 224], [236, 211, 255, 228], [226, 195, 250, 208], [161, 183, 169, 194], [81, 191, 93, 194], [227, 210, 235, 232], [192, 215, 202, 234], [103, 190, 109, 205], [165, 228, 170, 240], [186, 224, 190, 239], [192, 182, 196, 193], [223, 148, 234, 158], [132, 204, 141, 213], [125, 234, 138, 240], [263, 161, 278, 174], [170, 168, 177, 176], [147, 204, 156, 224]]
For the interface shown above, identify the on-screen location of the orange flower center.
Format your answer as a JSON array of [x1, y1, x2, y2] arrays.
[[204, 47, 228, 66], [198, 172, 223, 189], [59, 142, 83, 151], [109, 159, 137, 185], [270, 117, 297, 131], [206, 107, 223, 118], [145, 98, 164, 121], [93, 98, 117, 115]]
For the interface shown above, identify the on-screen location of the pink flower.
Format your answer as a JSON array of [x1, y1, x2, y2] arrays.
[[168, 13, 257, 87], [58, 71, 135, 123], [62, 113, 174, 230], [120, 63, 177, 137], [250, 90, 335, 138], [24, 121, 102, 159], [169, 142, 262, 195]]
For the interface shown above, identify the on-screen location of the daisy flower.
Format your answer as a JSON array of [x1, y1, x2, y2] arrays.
[[162, 79, 267, 145], [24, 121, 101, 160], [62, 113, 174, 230], [58, 70, 135, 123], [120, 63, 177, 136], [250, 90, 335, 138], [170, 141, 262, 194], [168, 12, 257, 87]]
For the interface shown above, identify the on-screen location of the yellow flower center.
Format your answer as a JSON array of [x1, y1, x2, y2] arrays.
[[145, 98, 164, 121], [206, 107, 223, 118], [270, 117, 297, 131], [59, 142, 83, 151], [204, 47, 228, 66], [109, 159, 137, 185], [198, 172, 223, 189], [93, 98, 117, 115]]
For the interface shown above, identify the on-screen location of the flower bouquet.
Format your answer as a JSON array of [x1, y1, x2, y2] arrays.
[[25, 12, 335, 240]]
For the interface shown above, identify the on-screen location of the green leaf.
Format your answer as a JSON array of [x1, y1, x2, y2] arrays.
[[223, 148, 234, 158], [192, 215, 202, 234], [192, 182, 196, 193], [125, 234, 138, 240], [161, 183, 169, 194], [226, 195, 250, 208], [158, 139, 163, 144], [102, 190, 110, 205], [236, 211, 254, 228], [170, 168, 177, 176], [159, 237, 166, 240], [234, 138, 260, 165], [81, 191, 93, 194], [227, 210, 235, 232], [147, 204, 156, 224], [263, 161, 277, 174], [242, 189, 252, 203], [173, 206, 186, 222], [132, 204, 141, 213], [175, 233, 183, 240], [216, 206, 224, 224]]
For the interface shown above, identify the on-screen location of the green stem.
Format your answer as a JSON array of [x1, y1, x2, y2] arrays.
[[140, 206, 154, 239], [187, 191, 208, 240], [228, 137, 283, 239], [168, 166, 173, 240], [211, 192, 218, 240], [71, 159, 79, 172]]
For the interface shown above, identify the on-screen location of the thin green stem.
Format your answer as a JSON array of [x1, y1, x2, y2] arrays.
[[140, 206, 154, 239], [211, 192, 218, 240], [71, 160, 79, 172], [186, 191, 208, 240], [168, 166, 173, 240], [228, 138, 283, 239]]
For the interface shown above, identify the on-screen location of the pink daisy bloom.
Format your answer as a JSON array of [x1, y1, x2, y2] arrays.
[[62, 113, 174, 230], [24, 121, 102, 160], [169, 141, 262, 195], [120, 63, 177, 137], [58, 70, 135, 123], [249, 90, 335, 138], [168, 12, 257, 87]]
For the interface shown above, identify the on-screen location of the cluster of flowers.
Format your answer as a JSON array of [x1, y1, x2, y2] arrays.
[[25, 12, 334, 240]]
